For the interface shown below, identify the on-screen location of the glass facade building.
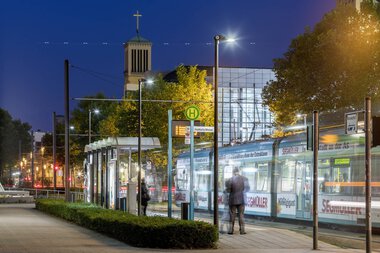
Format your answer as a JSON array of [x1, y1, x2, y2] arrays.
[[216, 67, 275, 146]]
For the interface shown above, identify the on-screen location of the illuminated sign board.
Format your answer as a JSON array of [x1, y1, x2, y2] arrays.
[[171, 120, 201, 138]]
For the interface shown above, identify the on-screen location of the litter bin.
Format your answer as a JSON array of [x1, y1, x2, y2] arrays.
[[119, 197, 127, 211], [181, 202, 189, 220]]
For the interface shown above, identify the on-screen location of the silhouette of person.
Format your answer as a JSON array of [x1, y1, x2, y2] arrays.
[[220, 189, 230, 234], [141, 178, 150, 215], [226, 167, 250, 235]]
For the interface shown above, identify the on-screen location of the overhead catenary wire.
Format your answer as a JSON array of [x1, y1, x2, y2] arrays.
[[72, 97, 214, 104], [38, 40, 273, 47], [70, 64, 123, 87]]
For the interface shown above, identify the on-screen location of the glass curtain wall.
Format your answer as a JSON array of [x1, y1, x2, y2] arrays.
[[218, 67, 275, 146]]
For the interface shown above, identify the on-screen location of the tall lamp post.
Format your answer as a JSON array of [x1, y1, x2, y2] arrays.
[[214, 34, 235, 226], [213, 35, 223, 227], [89, 109, 100, 144], [137, 78, 153, 216]]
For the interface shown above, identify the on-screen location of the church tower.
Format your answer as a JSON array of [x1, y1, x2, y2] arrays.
[[124, 11, 152, 95]]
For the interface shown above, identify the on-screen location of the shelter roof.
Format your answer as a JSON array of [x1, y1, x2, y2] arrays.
[[84, 137, 160, 152]]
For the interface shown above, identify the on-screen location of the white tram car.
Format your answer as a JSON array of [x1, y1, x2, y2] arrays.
[[175, 127, 380, 227]]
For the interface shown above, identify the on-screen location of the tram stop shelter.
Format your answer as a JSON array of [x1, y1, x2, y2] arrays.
[[84, 137, 161, 214]]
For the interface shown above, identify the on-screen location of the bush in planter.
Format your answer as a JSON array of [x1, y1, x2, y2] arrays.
[[36, 199, 218, 249]]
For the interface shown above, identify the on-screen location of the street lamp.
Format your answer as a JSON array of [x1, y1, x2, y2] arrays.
[[138, 78, 153, 216], [214, 34, 235, 226], [297, 113, 307, 128], [41, 147, 45, 188], [89, 109, 100, 144]]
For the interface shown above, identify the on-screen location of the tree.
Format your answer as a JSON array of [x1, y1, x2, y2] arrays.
[[262, 4, 380, 127], [98, 65, 214, 176], [0, 108, 32, 180], [70, 93, 118, 165]]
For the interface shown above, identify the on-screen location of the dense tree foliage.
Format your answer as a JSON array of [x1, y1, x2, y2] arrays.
[[70, 93, 118, 164], [262, 3, 380, 127], [98, 65, 214, 170], [0, 108, 32, 180], [66, 66, 213, 179]]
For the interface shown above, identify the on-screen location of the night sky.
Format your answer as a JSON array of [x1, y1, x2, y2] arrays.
[[0, 0, 335, 132]]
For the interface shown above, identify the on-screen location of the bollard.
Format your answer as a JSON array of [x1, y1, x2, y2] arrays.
[[71, 192, 75, 202], [181, 202, 189, 220]]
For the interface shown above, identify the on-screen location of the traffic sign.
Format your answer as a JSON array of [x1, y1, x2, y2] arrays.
[[186, 126, 214, 133], [185, 128, 190, 144], [185, 105, 200, 120], [345, 112, 358, 134]]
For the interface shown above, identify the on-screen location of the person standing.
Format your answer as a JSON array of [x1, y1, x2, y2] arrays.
[[141, 178, 150, 216], [219, 189, 230, 234], [226, 167, 250, 235]]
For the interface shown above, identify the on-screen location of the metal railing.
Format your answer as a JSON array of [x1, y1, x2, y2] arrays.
[[4, 187, 85, 202]]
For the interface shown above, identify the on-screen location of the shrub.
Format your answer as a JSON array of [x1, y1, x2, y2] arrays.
[[36, 199, 218, 249]]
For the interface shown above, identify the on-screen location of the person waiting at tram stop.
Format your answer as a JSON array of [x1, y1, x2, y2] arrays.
[[220, 189, 231, 234], [140, 178, 151, 216], [225, 167, 250, 235]]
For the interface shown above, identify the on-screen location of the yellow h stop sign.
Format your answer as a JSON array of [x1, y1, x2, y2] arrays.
[[185, 105, 200, 120]]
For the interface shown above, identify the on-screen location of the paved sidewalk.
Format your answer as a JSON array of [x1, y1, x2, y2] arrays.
[[0, 203, 371, 253]]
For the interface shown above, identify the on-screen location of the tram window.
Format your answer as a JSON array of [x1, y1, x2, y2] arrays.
[[241, 162, 269, 192], [281, 160, 296, 192], [195, 165, 210, 191], [257, 163, 269, 192], [331, 166, 351, 194], [319, 168, 330, 193]]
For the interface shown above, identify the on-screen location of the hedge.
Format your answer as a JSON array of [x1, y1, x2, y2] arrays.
[[35, 199, 218, 249]]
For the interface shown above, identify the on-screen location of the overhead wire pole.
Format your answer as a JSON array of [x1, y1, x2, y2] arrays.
[[137, 79, 143, 216], [53, 112, 57, 191], [312, 111, 319, 250], [31, 130, 34, 188], [64, 59, 70, 202], [365, 97, 372, 253]]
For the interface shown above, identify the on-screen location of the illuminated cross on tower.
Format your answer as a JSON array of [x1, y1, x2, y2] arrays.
[[133, 10, 142, 35]]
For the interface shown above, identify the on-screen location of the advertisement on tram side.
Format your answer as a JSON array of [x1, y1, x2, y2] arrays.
[[195, 191, 209, 209], [245, 193, 271, 216], [318, 195, 380, 224], [276, 193, 297, 216]]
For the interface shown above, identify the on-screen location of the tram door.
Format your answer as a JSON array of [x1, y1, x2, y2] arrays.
[[295, 161, 311, 219]]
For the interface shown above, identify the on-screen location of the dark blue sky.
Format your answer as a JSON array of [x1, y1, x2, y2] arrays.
[[0, 0, 335, 131]]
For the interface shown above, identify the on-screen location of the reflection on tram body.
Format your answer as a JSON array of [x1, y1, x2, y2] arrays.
[[175, 128, 380, 227]]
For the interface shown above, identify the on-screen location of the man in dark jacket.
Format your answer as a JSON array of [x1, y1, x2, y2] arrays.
[[141, 178, 150, 216], [226, 167, 250, 235]]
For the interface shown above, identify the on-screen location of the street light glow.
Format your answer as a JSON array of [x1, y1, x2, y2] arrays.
[[225, 37, 236, 43], [94, 109, 100, 114]]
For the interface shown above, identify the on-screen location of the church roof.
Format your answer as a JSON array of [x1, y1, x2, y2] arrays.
[[127, 34, 151, 43]]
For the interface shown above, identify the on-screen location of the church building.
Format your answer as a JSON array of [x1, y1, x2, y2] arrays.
[[123, 11, 152, 95]]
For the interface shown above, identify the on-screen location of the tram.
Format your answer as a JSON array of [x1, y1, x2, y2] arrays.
[[175, 127, 380, 227]]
